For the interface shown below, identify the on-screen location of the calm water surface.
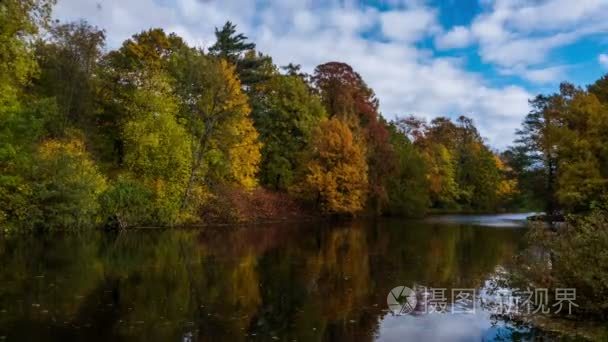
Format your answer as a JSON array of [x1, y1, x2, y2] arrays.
[[0, 214, 582, 341]]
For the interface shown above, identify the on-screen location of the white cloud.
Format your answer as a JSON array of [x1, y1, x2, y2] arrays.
[[435, 26, 472, 49], [379, 8, 438, 42], [470, 0, 608, 71], [499, 65, 566, 84], [600, 54, 608, 69], [328, 7, 378, 34], [478, 32, 580, 68], [506, 0, 608, 32], [292, 11, 319, 33], [54, 0, 182, 48], [529, 67, 563, 84], [52, 0, 534, 148]]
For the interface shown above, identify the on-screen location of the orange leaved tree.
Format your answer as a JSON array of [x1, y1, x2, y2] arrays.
[[299, 118, 368, 215]]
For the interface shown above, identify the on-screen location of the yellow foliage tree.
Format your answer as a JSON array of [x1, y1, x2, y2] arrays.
[[494, 154, 519, 203], [423, 144, 459, 208], [301, 118, 368, 215], [227, 116, 261, 189], [179, 58, 262, 208]]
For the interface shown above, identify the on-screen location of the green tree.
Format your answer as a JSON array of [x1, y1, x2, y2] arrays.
[[501, 145, 545, 211], [588, 74, 608, 104], [208, 21, 255, 62], [251, 74, 326, 190], [32, 21, 105, 133], [0, 0, 54, 109], [0, 99, 60, 231], [515, 85, 576, 215], [0, 0, 61, 231], [97, 29, 196, 224], [96, 28, 188, 166], [384, 122, 430, 216], [120, 74, 192, 223], [281, 63, 309, 82], [208, 21, 274, 87], [468, 145, 502, 210], [238, 49, 275, 87]]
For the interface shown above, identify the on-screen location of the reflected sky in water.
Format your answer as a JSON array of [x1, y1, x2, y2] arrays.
[[424, 212, 538, 228], [379, 312, 523, 342]]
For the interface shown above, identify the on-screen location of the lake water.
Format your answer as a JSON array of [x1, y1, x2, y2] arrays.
[[0, 214, 584, 341]]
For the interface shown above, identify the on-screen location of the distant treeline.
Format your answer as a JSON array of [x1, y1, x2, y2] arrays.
[[1, 1, 607, 230]]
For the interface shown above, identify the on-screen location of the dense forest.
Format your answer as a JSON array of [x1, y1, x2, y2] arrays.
[[2, 1, 608, 232]]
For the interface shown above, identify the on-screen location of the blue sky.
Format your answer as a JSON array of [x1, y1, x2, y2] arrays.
[[54, 0, 608, 148]]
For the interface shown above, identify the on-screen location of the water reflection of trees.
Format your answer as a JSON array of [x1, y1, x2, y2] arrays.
[[0, 221, 522, 341]]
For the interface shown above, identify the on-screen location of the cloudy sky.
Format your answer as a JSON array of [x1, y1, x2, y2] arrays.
[[54, 0, 608, 148]]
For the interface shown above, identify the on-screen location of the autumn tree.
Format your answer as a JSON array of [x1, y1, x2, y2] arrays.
[[99, 29, 262, 222], [423, 143, 459, 209], [453, 117, 501, 210], [170, 51, 261, 209], [299, 118, 368, 215], [5, 0, 582, 228], [312, 62, 393, 213], [553, 89, 608, 211], [400, 115, 504, 211], [494, 153, 519, 209]]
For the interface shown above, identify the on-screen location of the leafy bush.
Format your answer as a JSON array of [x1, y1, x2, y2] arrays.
[[99, 177, 154, 228], [29, 137, 107, 230], [200, 185, 307, 224], [0, 98, 61, 232], [517, 205, 608, 319]]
